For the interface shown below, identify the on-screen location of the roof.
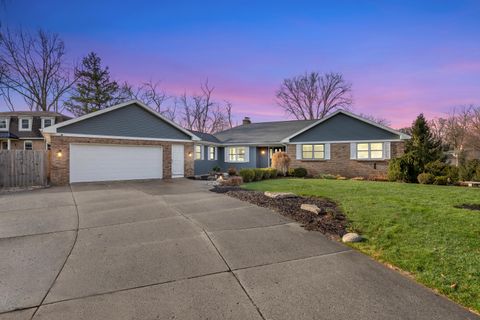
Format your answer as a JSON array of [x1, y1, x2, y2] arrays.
[[189, 130, 222, 144], [213, 119, 317, 144], [0, 111, 70, 118], [0, 132, 18, 139]]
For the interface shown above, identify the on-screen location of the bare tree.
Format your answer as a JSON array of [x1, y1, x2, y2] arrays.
[[276, 71, 352, 120], [0, 28, 74, 111], [179, 80, 233, 133], [359, 113, 391, 126]]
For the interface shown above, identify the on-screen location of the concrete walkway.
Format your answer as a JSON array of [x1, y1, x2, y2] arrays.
[[0, 179, 477, 320]]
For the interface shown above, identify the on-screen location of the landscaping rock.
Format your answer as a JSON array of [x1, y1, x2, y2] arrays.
[[264, 191, 297, 199], [342, 233, 363, 243], [300, 204, 321, 215]]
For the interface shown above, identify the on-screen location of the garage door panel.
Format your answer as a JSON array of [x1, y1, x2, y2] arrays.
[[70, 144, 163, 183]]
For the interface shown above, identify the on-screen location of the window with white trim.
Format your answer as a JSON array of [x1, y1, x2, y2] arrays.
[[194, 145, 204, 160], [356, 142, 383, 160], [228, 147, 247, 162], [19, 117, 32, 131], [208, 146, 216, 160], [41, 117, 55, 128], [0, 117, 8, 130], [302, 144, 325, 160], [24, 141, 33, 150]]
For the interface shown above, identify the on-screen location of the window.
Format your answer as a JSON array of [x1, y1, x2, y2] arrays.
[[41, 117, 55, 128], [208, 146, 216, 160], [302, 144, 325, 160], [194, 145, 204, 160], [0, 117, 9, 131], [356, 142, 383, 160], [19, 117, 32, 131], [24, 141, 33, 150], [228, 147, 247, 162]]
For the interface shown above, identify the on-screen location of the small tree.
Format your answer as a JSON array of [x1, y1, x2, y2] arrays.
[[65, 52, 119, 116], [272, 152, 291, 176]]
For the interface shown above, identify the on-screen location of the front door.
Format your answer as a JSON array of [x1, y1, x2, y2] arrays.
[[171, 144, 185, 178]]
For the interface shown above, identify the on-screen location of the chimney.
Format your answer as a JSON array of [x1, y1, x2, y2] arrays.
[[242, 117, 251, 125]]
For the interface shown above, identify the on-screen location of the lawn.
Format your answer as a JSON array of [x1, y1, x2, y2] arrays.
[[244, 178, 480, 313]]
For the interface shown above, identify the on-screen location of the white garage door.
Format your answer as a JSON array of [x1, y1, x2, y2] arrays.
[[70, 144, 163, 183]]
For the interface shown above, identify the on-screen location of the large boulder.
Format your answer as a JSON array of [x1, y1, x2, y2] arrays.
[[342, 233, 363, 243], [300, 203, 321, 215], [264, 191, 297, 199]]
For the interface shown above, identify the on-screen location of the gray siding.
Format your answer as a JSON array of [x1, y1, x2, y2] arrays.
[[194, 145, 220, 175], [291, 113, 400, 142], [256, 147, 269, 168], [58, 103, 191, 140], [220, 146, 257, 172]]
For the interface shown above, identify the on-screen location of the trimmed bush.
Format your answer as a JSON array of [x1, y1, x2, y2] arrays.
[[459, 159, 480, 181], [287, 168, 295, 177], [262, 169, 271, 179], [417, 172, 435, 184], [239, 169, 255, 183], [318, 173, 336, 179], [433, 176, 448, 185], [227, 166, 238, 176], [445, 165, 459, 184], [268, 168, 278, 178], [253, 168, 264, 181], [292, 167, 308, 178]]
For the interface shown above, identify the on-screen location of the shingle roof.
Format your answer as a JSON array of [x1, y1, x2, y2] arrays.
[[0, 111, 69, 117], [189, 130, 222, 143], [213, 119, 317, 144]]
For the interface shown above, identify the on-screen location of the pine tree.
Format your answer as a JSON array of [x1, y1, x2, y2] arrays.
[[65, 52, 119, 116]]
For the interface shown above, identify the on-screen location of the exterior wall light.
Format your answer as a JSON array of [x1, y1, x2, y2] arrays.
[[188, 152, 192, 157], [56, 150, 63, 158], [261, 150, 266, 155]]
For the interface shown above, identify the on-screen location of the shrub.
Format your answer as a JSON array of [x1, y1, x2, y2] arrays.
[[318, 173, 336, 179], [212, 165, 221, 173], [271, 152, 291, 176], [433, 176, 448, 185], [239, 169, 255, 183], [253, 168, 264, 181], [227, 166, 238, 176], [459, 159, 480, 181], [387, 154, 417, 182], [287, 168, 295, 176], [425, 160, 448, 177], [262, 169, 271, 179], [268, 168, 278, 178], [417, 172, 435, 184], [222, 176, 243, 186], [292, 167, 307, 178], [445, 165, 459, 184]]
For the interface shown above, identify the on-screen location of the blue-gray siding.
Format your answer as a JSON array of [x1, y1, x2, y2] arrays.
[[194, 146, 260, 175], [58, 103, 191, 140], [194, 145, 220, 175], [290, 113, 400, 142]]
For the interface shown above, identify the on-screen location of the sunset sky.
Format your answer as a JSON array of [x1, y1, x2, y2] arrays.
[[2, 0, 479, 128]]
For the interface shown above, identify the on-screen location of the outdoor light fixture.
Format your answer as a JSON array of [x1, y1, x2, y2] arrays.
[[261, 150, 266, 155], [188, 152, 192, 157], [56, 150, 63, 158]]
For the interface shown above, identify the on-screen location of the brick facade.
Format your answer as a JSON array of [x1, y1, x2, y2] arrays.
[[48, 135, 194, 185], [287, 141, 405, 179], [7, 139, 46, 151]]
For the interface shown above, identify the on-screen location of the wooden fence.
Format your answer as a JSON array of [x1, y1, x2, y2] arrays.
[[0, 150, 49, 189]]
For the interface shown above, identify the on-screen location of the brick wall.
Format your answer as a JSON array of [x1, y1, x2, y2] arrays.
[[49, 135, 194, 185], [287, 141, 405, 179], [8, 139, 45, 151]]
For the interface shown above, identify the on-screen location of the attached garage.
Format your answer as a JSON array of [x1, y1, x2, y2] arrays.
[[70, 144, 163, 183], [42, 101, 198, 185]]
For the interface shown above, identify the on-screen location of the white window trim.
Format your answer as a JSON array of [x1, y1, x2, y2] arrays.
[[194, 144, 204, 160], [300, 144, 326, 160], [24, 140, 33, 150], [225, 146, 249, 163], [208, 146, 217, 161], [296, 143, 330, 160], [19, 117, 33, 131], [41, 117, 55, 129], [0, 117, 10, 131], [354, 142, 385, 160]]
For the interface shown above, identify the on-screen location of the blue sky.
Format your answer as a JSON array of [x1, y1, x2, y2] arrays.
[[2, 0, 480, 127]]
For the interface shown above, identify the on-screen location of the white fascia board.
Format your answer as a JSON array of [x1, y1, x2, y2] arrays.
[[288, 139, 404, 144], [42, 100, 201, 141]]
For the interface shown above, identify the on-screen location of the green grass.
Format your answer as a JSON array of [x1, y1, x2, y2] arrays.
[[244, 178, 480, 313]]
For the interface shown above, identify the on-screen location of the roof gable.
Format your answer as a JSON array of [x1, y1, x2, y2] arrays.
[[44, 100, 199, 141], [285, 110, 409, 142]]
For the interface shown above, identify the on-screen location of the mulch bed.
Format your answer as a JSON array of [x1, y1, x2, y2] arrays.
[[454, 203, 480, 211], [210, 186, 348, 239]]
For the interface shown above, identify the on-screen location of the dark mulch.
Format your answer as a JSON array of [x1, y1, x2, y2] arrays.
[[454, 203, 480, 211], [210, 186, 348, 239]]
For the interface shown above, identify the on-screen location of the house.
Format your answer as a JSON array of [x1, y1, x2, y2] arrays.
[[192, 111, 410, 179], [0, 111, 70, 151], [41, 100, 409, 185]]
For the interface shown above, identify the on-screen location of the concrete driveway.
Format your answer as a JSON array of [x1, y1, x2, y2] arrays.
[[0, 179, 477, 320]]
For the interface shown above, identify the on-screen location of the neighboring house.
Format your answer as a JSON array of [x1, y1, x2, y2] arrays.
[[39, 100, 409, 185], [0, 111, 70, 151], [192, 111, 410, 179]]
